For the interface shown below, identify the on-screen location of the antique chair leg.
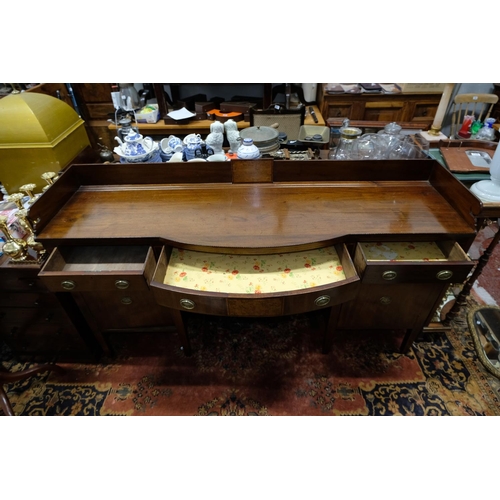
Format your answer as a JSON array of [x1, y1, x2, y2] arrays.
[[0, 386, 14, 416], [0, 364, 65, 416]]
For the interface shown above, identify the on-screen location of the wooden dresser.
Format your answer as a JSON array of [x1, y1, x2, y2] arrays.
[[318, 84, 442, 130], [18, 157, 481, 359]]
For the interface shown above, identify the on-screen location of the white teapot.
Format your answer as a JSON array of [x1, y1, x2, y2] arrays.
[[115, 130, 154, 157]]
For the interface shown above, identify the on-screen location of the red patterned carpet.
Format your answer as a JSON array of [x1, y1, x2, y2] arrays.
[[2, 297, 500, 416]]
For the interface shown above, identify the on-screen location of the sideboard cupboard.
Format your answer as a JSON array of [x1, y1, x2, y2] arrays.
[[1, 157, 478, 362], [317, 84, 442, 130]]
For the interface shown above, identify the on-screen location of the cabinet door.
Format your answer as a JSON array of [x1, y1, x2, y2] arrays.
[[410, 100, 439, 124], [322, 99, 365, 120], [363, 100, 405, 122], [74, 289, 174, 332], [337, 282, 445, 330]]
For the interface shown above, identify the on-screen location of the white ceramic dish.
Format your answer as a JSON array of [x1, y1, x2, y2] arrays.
[[207, 154, 228, 162]]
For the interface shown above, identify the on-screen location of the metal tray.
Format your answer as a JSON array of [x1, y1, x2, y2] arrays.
[[466, 150, 492, 168]]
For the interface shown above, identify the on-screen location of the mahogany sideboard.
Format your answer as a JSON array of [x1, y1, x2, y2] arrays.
[[1, 157, 477, 362]]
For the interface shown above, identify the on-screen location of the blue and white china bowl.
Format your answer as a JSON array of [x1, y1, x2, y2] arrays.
[[118, 142, 160, 162], [120, 145, 162, 163]]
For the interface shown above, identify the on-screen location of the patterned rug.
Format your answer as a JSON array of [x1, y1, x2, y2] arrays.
[[2, 295, 500, 416]]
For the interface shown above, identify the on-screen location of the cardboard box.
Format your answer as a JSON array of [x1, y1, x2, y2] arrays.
[[136, 104, 160, 124]]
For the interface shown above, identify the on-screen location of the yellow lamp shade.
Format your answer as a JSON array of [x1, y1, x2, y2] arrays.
[[0, 92, 90, 194]]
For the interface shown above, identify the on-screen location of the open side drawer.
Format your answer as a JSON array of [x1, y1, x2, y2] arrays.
[[38, 245, 157, 292], [354, 240, 474, 284], [150, 244, 360, 317]]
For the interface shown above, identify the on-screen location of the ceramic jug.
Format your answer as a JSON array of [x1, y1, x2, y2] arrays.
[[237, 138, 260, 159]]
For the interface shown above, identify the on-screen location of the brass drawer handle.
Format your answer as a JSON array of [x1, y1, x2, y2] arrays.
[[314, 295, 331, 307], [115, 279, 130, 290], [61, 280, 76, 290], [436, 270, 453, 281], [121, 297, 132, 305], [180, 298, 195, 310], [382, 270, 397, 281], [379, 296, 392, 305]]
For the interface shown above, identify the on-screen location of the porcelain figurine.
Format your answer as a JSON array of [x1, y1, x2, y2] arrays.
[[224, 119, 242, 153], [205, 122, 224, 154]]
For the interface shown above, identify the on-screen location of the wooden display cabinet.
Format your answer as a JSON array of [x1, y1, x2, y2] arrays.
[[317, 84, 442, 130]]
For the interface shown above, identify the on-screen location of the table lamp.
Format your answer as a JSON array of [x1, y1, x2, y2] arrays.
[[470, 141, 500, 202], [419, 83, 455, 143]]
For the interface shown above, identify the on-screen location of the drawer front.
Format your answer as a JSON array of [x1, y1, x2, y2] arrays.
[[355, 242, 473, 284], [0, 291, 61, 309], [152, 287, 229, 316], [0, 305, 74, 329], [151, 244, 360, 317], [283, 279, 359, 316], [40, 273, 150, 293], [39, 245, 156, 292], [0, 270, 46, 292], [361, 261, 473, 284]]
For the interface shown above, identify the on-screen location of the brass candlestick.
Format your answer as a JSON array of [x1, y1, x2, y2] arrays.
[[5, 192, 25, 210], [41, 171, 58, 186], [14, 209, 46, 262], [0, 215, 29, 262], [19, 183, 37, 203]]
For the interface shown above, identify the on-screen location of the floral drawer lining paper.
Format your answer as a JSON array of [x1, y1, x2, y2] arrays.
[[361, 241, 447, 261], [164, 247, 346, 294]]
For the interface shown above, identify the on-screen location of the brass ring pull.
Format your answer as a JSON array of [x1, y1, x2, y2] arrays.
[[314, 295, 331, 307], [121, 297, 132, 305], [436, 270, 453, 281], [180, 298, 195, 310], [382, 270, 397, 281], [115, 279, 130, 290], [61, 280, 76, 290], [379, 296, 392, 305]]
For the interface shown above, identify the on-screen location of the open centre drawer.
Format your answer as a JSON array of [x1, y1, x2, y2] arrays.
[[150, 244, 360, 317], [354, 240, 474, 284], [38, 245, 157, 292]]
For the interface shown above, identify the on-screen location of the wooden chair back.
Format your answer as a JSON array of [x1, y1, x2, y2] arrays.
[[450, 93, 498, 138], [250, 106, 305, 141]]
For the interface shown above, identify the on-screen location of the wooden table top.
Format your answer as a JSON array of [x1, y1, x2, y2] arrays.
[[30, 160, 480, 254]]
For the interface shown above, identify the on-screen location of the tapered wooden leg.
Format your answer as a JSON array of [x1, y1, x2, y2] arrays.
[[170, 309, 192, 356], [323, 306, 341, 354]]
